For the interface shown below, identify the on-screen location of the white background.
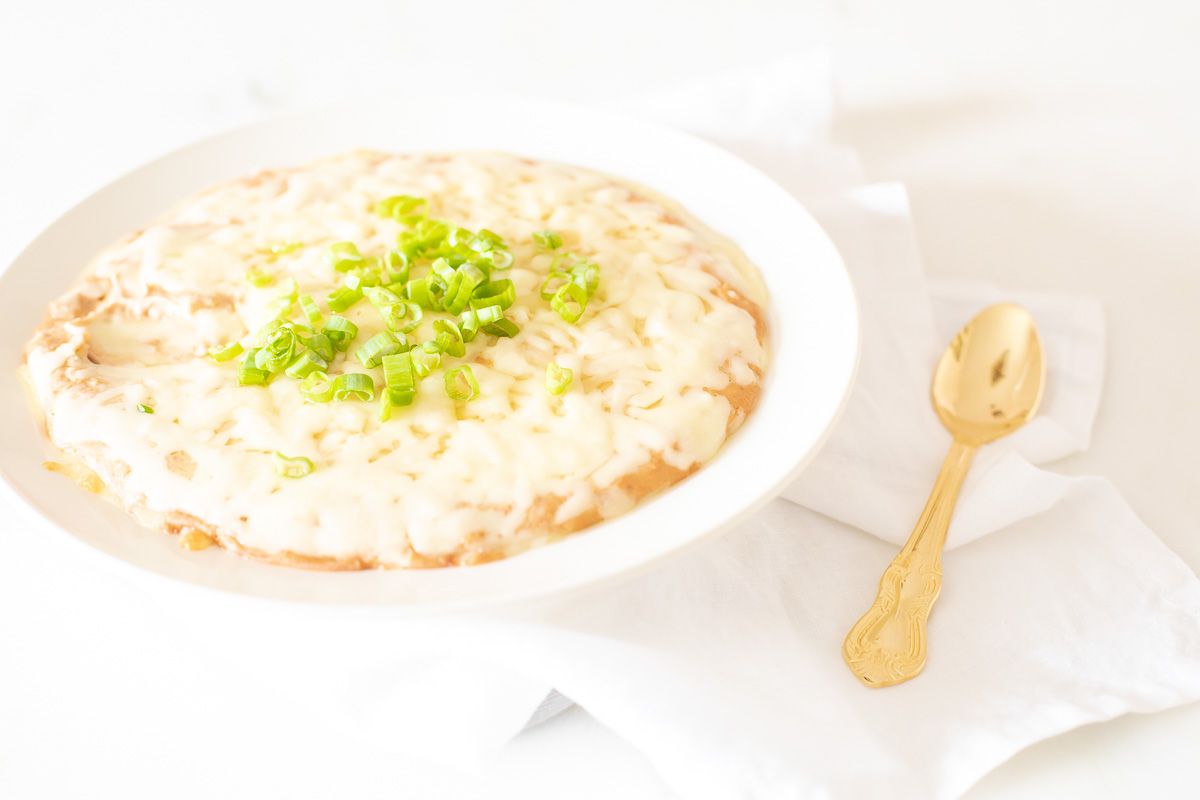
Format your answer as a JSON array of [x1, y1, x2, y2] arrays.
[[2, 1, 1197, 797]]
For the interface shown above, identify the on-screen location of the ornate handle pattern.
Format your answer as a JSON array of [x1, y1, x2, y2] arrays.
[[843, 440, 975, 687]]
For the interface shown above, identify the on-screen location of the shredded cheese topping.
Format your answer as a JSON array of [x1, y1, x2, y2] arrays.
[[24, 151, 768, 566]]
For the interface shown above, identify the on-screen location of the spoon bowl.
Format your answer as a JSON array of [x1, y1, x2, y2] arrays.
[[932, 302, 1045, 445]]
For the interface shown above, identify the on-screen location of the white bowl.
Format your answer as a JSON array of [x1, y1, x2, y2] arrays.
[[0, 97, 858, 612]]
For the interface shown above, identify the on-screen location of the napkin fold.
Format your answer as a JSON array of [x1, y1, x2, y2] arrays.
[[141, 54, 1200, 798]]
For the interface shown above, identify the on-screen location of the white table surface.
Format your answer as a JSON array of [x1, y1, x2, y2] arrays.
[[2, 1, 1197, 797]]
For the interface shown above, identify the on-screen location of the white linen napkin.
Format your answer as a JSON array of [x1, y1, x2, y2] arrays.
[[61, 55, 1200, 799]]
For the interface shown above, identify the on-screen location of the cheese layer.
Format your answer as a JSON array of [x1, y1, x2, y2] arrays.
[[24, 151, 768, 568]]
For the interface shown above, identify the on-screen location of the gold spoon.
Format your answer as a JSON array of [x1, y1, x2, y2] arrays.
[[843, 302, 1046, 688]]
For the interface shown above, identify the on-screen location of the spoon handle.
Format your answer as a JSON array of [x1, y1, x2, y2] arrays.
[[842, 439, 976, 687]]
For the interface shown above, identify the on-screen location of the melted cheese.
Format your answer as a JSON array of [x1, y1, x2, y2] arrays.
[[24, 151, 768, 566]]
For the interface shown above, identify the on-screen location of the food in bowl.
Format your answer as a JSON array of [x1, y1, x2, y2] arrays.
[[22, 151, 768, 568]]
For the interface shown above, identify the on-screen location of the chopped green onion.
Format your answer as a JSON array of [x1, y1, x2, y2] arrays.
[[470, 279, 515, 310], [484, 318, 519, 338], [352, 260, 383, 287], [245, 265, 275, 287], [209, 342, 244, 363], [333, 372, 375, 402], [426, 275, 449, 309], [355, 331, 407, 368], [322, 316, 359, 351], [327, 286, 362, 313], [430, 257, 457, 283], [299, 370, 335, 402], [539, 271, 572, 301], [476, 304, 505, 324], [136, 403, 155, 414], [414, 217, 448, 239], [299, 294, 323, 326], [458, 312, 479, 342], [410, 346, 441, 378], [399, 218, 449, 257], [239, 350, 270, 386], [255, 327, 300, 373], [374, 195, 426, 220], [551, 282, 589, 324], [307, 332, 335, 362], [327, 241, 365, 272], [272, 451, 314, 478], [342, 272, 365, 292], [545, 362, 573, 395], [285, 350, 329, 379], [432, 319, 466, 357], [444, 264, 487, 314], [383, 249, 410, 284], [458, 305, 503, 342], [570, 260, 600, 295], [442, 270, 464, 309], [481, 248, 514, 270], [382, 352, 416, 408], [253, 318, 286, 345], [472, 228, 506, 253], [443, 365, 479, 402], [533, 230, 563, 250], [446, 227, 474, 251], [377, 396, 395, 422], [405, 276, 438, 309], [396, 236, 422, 261], [381, 302, 423, 334], [365, 286, 402, 308], [239, 367, 270, 386], [268, 241, 303, 257]]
